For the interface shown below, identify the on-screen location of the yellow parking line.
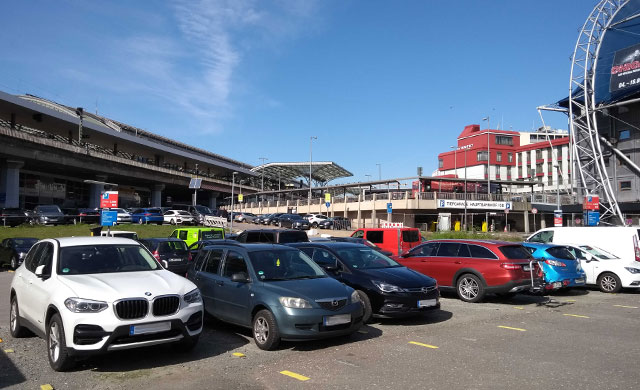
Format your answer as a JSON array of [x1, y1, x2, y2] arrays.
[[7, 270, 14, 273], [498, 326, 526, 332], [280, 371, 310, 381], [613, 304, 638, 309], [409, 341, 439, 349], [4, 349, 14, 353], [232, 352, 245, 357], [514, 307, 524, 310], [565, 299, 576, 302], [563, 314, 589, 319], [40, 385, 54, 390]]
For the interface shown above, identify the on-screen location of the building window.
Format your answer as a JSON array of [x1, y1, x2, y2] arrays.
[[508, 152, 513, 163], [495, 135, 513, 145], [518, 165, 523, 177], [618, 155, 631, 166], [547, 162, 553, 173], [536, 149, 543, 160], [484, 165, 488, 176], [477, 151, 489, 161], [438, 158, 443, 169], [548, 175, 553, 186], [536, 163, 543, 173], [619, 129, 631, 140], [496, 152, 502, 162], [620, 181, 631, 191], [556, 147, 562, 160]]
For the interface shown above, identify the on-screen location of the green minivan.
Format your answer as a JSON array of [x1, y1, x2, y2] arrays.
[[169, 227, 225, 247]]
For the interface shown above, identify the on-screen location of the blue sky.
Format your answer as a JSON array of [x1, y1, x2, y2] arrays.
[[0, 0, 591, 182]]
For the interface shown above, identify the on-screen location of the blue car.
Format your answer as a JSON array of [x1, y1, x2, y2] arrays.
[[186, 242, 364, 350], [522, 243, 586, 290], [130, 207, 164, 225]]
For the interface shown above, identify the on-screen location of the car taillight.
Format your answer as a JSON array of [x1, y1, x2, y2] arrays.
[[500, 263, 521, 270], [152, 250, 160, 261], [545, 259, 566, 267], [633, 235, 640, 262], [144, 213, 151, 216], [563, 279, 570, 286], [79, 213, 87, 216]]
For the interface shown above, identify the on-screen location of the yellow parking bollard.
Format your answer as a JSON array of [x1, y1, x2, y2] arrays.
[[482, 221, 488, 232], [454, 221, 461, 231]]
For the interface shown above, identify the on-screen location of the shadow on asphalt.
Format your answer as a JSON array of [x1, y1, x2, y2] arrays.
[[373, 309, 453, 327], [76, 318, 250, 373], [287, 324, 383, 352], [0, 349, 27, 388]]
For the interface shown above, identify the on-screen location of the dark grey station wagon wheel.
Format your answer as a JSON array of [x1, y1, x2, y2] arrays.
[[253, 309, 280, 350]]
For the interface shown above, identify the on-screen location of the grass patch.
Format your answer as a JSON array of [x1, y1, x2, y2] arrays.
[[0, 223, 181, 241], [422, 230, 526, 242]]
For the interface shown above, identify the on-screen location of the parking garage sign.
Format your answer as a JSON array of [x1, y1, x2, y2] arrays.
[[100, 191, 118, 208], [437, 199, 512, 210]]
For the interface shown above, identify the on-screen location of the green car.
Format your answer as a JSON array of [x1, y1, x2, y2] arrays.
[[170, 227, 225, 247]]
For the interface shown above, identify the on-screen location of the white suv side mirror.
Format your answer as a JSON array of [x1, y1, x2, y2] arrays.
[[35, 264, 49, 278]]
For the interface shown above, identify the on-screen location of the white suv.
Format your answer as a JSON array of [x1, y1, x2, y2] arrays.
[[305, 214, 329, 228], [565, 244, 640, 293], [9, 237, 203, 371]]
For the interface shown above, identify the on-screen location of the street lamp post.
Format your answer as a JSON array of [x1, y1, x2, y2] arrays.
[[483, 116, 491, 196], [230, 171, 238, 233], [309, 136, 317, 206], [464, 146, 468, 230]]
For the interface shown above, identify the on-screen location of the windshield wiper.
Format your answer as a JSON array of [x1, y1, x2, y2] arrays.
[[287, 275, 326, 280]]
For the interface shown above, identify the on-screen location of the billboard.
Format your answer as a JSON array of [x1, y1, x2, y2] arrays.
[[609, 43, 640, 93], [100, 191, 119, 208]]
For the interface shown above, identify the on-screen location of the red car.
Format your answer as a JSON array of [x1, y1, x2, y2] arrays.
[[394, 240, 542, 302]]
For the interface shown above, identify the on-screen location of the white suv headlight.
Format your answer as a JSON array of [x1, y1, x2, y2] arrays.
[[624, 267, 640, 274], [183, 288, 202, 304], [64, 298, 108, 313], [279, 297, 312, 309]]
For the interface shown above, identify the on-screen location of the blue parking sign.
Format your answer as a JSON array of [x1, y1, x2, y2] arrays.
[[101, 210, 118, 226], [387, 202, 392, 214]]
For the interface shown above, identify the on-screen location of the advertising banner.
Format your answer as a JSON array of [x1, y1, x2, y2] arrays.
[[437, 199, 512, 210], [610, 43, 640, 92], [583, 195, 600, 211]]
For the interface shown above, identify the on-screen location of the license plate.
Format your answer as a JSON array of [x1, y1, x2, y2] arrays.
[[523, 265, 532, 271], [324, 314, 351, 326], [575, 278, 585, 284], [169, 258, 182, 262], [418, 299, 437, 308], [552, 282, 562, 289], [129, 321, 171, 336]]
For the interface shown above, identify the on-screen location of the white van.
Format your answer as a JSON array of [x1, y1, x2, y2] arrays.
[[100, 230, 139, 240], [526, 227, 640, 263]]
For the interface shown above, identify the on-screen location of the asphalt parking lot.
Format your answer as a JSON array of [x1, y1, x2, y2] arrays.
[[1, 269, 639, 390]]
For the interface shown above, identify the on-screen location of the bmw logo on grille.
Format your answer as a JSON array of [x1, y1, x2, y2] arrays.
[[145, 292, 152, 296], [332, 300, 339, 307]]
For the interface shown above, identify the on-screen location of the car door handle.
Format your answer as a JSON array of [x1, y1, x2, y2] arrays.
[[216, 281, 224, 286], [454, 261, 462, 264], [420, 260, 428, 263]]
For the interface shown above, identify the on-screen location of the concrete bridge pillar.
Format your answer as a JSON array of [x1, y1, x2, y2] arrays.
[[208, 192, 219, 210], [151, 184, 165, 207], [524, 209, 530, 234], [89, 183, 105, 209], [1, 160, 24, 208]]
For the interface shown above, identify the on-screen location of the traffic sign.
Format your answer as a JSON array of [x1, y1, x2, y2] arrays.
[[238, 193, 244, 203], [504, 208, 509, 214], [100, 191, 118, 208], [387, 202, 392, 214], [531, 208, 538, 214], [189, 178, 202, 189], [325, 202, 331, 208], [325, 193, 331, 202], [101, 210, 117, 226]]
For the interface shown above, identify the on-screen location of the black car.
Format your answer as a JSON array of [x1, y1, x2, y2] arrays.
[[328, 237, 393, 256], [0, 208, 27, 227], [321, 216, 351, 230], [276, 214, 310, 230], [288, 242, 440, 323], [0, 237, 38, 269], [188, 239, 238, 257], [139, 238, 191, 274], [63, 208, 101, 224], [263, 213, 284, 225], [235, 229, 309, 244], [32, 205, 65, 225]]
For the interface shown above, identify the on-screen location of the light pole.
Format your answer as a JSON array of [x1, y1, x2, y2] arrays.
[[258, 157, 267, 213], [230, 171, 238, 232], [483, 116, 491, 196], [463, 146, 468, 230], [309, 136, 317, 206], [376, 163, 381, 180], [450, 146, 457, 177]]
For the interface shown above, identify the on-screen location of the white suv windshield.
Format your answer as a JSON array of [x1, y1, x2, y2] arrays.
[[58, 245, 159, 275]]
